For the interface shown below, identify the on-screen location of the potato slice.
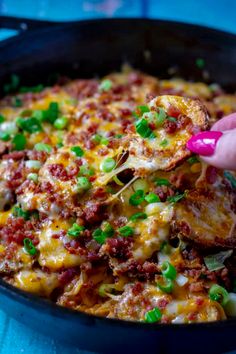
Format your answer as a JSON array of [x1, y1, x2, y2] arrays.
[[97, 95, 209, 186]]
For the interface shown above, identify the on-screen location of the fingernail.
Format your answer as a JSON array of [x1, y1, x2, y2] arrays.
[[186, 131, 223, 156]]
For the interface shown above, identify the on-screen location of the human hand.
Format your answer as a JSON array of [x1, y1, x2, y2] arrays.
[[187, 113, 236, 170]]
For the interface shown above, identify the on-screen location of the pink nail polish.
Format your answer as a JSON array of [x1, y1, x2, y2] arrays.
[[186, 131, 223, 156]]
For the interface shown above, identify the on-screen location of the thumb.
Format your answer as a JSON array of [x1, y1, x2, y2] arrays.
[[187, 129, 236, 170]]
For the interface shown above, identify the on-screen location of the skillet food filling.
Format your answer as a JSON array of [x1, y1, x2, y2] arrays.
[[1, 69, 236, 324]]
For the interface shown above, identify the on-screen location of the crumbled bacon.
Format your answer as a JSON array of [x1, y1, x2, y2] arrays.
[[154, 185, 175, 202]]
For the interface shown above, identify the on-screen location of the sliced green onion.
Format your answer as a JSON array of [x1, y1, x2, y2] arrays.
[[13, 206, 30, 220], [161, 261, 177, 280], [155, 178, 170, 186], [144, 307, 162, 323], [155, 107, 167, 125], [67, 223, 85, 237], [113, 175, 124, 186], [27, 173, 38, 182], [12, 134, 26, 151], [135, 118, 154, 138], [101, 222, 114, 238], [145, 192, 160, 204], [160, 138, 169, 147], [34, 143, 52, 153], [100, 137, 109, 145], [224, 293, 236, 316], [196, 58, 205, 69], [12, 97, 23, 107], [224, 171, 236, 189], [167, 117, 177, 122], [209, 284, 229, 306], [129, 190, 145, 206], [204, 250, 233, 272], [79, 165, 95, 176], [77, 176, 91, 191], [71, 146, 84, 157], [101, 157, 116, 173], [0, 131, 10, 141], [0, 115, 5, 124], [167, 193, 185, 203], [133, 105, 150, 119], [157, 277, 174, 294], [98, 284, 114, 297], [160, 241, 171, 255], [16, 117, 42, 133], [4, 74, 20, 94], [54, 116, 68, 130], [91, 134, 102, 144], [187, 156, 199, 165], [99, 79, 112, 92], [133, 179, 149, 193], [25, 160, 42, 170], [19, 84, 44, 93], [0, 122, 18, 135], [23, 238, 37, 256], [129, 212, 147, 221], [92, 228, 106, 245], [118, 225, 134, 237], [114, 134, 123, 139]]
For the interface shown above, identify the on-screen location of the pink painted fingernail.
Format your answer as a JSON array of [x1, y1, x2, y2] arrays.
[[186, 131, 223, 156]]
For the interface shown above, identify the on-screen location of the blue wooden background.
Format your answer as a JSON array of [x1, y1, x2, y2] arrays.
[[0, 1, 236, 353]]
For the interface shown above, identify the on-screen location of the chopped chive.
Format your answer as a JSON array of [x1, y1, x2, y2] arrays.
[[67, 223, 85, 237], [129, 190, 145, 206], [118, 225, 134, 237], [23, 238, 37, 256], [25, 160, 42, 169], [71, 146, 84, 157], [155, 107, 167, 125], [12, 134, 26, 150], [144, 307, 162, 323], [129, 212, 147, 221], [54, 116, 68, 130], [114, 134, 123, 139], [101, 157, 116, 173], [145, 192, 160, 204], [34, 143, 52, 153]]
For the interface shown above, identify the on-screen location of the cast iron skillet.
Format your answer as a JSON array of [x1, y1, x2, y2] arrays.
[[0, 16, 236, 354]]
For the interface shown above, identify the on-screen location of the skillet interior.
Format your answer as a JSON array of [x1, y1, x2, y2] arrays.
[[0, 18, 236, 354]]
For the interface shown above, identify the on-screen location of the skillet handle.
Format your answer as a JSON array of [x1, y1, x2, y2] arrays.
[[0, 16, 60, 33]]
